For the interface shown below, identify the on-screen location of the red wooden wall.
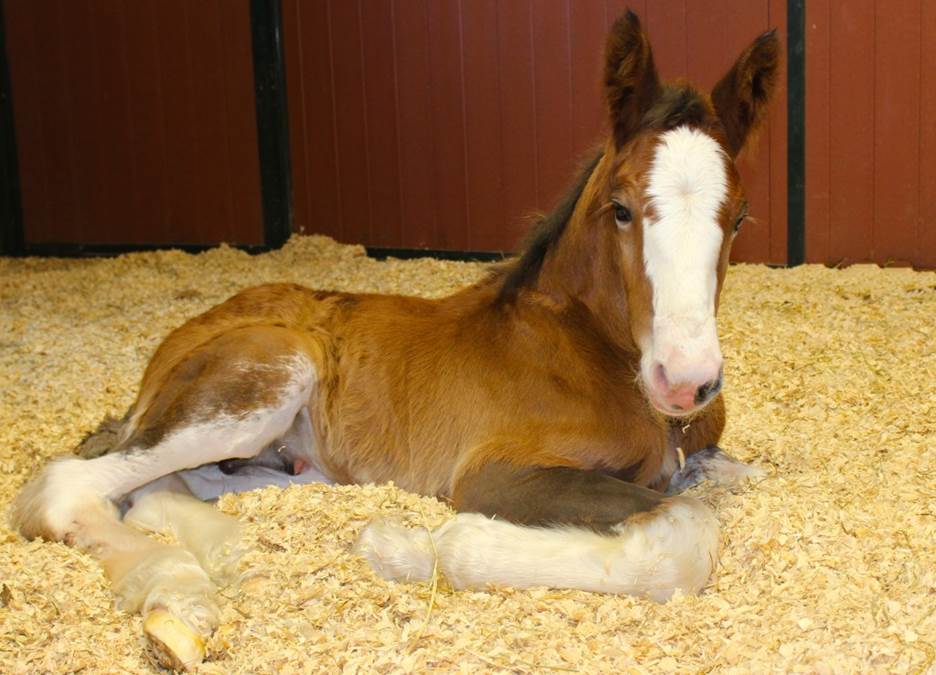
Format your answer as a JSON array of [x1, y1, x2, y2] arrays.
[[805, 0, 936, 268], [6, 1, 935, 267], [5, 0, 264, 247], [284, 0, 788, 263]]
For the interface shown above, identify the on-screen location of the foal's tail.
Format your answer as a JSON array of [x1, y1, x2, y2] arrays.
[[355, 495, 719, 602]]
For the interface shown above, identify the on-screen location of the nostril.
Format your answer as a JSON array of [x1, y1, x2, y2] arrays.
[[694, 373, 723, 405]]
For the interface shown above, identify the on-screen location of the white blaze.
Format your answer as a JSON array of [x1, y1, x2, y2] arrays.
[[642, 126, 727, 388]]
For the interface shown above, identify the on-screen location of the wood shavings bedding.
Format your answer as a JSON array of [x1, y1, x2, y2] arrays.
[[1, 236, 933, 673]]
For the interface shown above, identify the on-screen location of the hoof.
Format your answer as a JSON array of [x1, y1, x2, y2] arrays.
[[144, 608, 206, 671]]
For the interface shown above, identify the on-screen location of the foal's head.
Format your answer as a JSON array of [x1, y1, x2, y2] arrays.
[[588, 12, 779, 417], [505, 12, 779, 419]]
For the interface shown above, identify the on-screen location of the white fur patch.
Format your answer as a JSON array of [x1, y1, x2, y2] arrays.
[[14, 355, 317, 540], [641, 126, 727, 386], [356, 496, 719, 602], [177, 403, 331, 500], [113, 355, 316, 498]]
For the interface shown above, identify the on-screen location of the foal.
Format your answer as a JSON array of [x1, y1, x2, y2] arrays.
[[12, 12, 778, 670]]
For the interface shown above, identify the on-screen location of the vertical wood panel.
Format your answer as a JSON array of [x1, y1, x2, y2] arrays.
[[86, 0, 125, 242], [805, 0, 831, 263], [48, 0, 87, 241], [393, 0, 436, 248], [360, 0, 402, 247], [4, 1, 51, 241], [496, 0, 539, 250], [286, 0, 782, 259], [873, 0, 921, 265], [806, 0, 935, 267], [644, 0, 687, 81], [921, 0, 936, 268], [532, 0, 573, 208], [123, 0, 170, 242], [284, 0, 341, 240], [462, 0, 505, 251], [156, 0, 195, 243], [684, 0, 728, 89], [219, 2, 264, 244], [732, 3, 772, 264], [104, 0, 158, 243], [569, 1, 606, 157], [328, 1, 369, 246], [187, 0, 230, 242], [14, 1, 935, 264], [829, 1, 875, 264], [7, 0, 264, 246], [766, 0, 789, 264], [427, 1, 469, 250]]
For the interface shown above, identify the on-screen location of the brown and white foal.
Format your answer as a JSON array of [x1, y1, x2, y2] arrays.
[[12, 12, 778, 670]]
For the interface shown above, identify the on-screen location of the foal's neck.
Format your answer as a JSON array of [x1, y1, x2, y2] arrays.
[[480, 149, 637, 355], [538, 248, 634, 351], [530, 220, 636, 355]]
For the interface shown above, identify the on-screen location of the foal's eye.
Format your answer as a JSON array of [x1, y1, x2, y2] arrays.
[[733, 209, 748, 233], [613, 203, 632, 226]]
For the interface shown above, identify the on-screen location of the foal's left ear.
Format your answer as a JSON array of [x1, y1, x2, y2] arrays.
[[711, 30, 780, 157], [605, 11, 661, 147]]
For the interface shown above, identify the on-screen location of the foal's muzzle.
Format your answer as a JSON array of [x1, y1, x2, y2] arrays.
[[648, 361, 724, 416]]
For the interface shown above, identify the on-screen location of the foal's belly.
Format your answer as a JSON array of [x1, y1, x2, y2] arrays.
[[176, 462, 333, 501], [178, 407, 334, 500]]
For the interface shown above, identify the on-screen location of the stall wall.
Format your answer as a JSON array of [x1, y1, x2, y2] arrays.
[[805, 0, 936, 268], [5, 0, 264, 246], [284, 0, 788, 263]]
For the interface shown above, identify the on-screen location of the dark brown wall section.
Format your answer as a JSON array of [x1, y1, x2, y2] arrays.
[[7, 1, 936, 267], [806, 0, 936, 268], [284, 0, 787, 263], [5, 0, 264, 246]]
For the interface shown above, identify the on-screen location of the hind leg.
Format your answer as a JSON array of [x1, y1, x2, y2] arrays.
[[124, 489, 243, 584], [119, 488, 246, 670], [12, 327, 318, 668]]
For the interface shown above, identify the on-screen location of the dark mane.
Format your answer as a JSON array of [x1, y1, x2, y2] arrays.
[[642, 84, 710, 131], [495, 151, 604, 303], [494, 85, 708, 304]]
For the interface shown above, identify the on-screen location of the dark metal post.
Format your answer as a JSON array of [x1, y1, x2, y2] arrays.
[[0, 2, 23, 256], [786, 0, 806, 266], [250, 0, 293, 249]]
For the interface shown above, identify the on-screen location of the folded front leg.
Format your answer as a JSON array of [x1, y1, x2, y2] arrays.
[[357, 456, 720, 602], [452, 460, 665, 532]]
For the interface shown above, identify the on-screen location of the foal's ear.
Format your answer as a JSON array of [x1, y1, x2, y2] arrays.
[[605, 11, 661, 147], [711, 30, 781, 157]]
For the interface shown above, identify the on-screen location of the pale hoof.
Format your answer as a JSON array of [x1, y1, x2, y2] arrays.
[[144, 608, 206, 672]]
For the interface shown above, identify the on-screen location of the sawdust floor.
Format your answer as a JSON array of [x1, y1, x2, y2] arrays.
[[1, 236, 934, 673]]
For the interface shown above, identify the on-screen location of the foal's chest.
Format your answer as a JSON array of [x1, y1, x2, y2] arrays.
[[599, 412, 720, 491]]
